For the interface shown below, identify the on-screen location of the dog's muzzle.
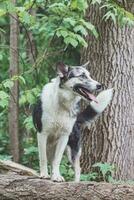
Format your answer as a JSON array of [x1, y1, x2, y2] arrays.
[[73, 84, 99, 103]]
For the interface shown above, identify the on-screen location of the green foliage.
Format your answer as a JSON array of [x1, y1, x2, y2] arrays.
[[80, 162, 115, 182], [0, 116, 10, 160], [60, 156, 74, 181], [23, 116, 35, 131], [92, 162, 115, 182], [91, 0, 134, 26], [0, 91, 9, 108], [0, 75, 26, 109], [19, 87, 41, 105], [102, 1, 134, 26], [22, 143, 39, 170], [0, 8, 6, 17], [80, 172, 98, 181], [60, 161, 117, 182]]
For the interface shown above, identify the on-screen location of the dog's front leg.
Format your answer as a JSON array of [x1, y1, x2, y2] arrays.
[[51, 134, 69, 182], [37, 132, 50, 179]]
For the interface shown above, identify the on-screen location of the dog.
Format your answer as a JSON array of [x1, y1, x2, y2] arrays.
[[33, 62, 113, 182]]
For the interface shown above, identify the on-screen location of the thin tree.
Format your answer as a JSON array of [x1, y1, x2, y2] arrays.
[[81, 1, 134, 180], [26, 8, 37, 65], [9, 0, 20, 162]]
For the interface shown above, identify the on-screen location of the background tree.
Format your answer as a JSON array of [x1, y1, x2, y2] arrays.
[[81, 0, 134, 180], [8, 0, 20, 162]]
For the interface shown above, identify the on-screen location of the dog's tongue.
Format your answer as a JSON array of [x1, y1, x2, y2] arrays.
[[87, 93, 98, 103]]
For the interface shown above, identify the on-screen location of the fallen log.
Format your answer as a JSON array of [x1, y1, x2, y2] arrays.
[[0, 174, 134, 200], [0, 160, 134, 200], [0, 160, 38, 176]]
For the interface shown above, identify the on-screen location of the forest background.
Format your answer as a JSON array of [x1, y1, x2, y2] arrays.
[[0, 0, 134, 182]]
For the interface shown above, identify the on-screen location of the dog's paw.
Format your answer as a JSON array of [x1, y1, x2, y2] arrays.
[[51, 174, 65, 182], [40, 174, 50, 179]]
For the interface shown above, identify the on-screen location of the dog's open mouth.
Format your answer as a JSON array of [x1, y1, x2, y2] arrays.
[[73, 84, 98, 103]]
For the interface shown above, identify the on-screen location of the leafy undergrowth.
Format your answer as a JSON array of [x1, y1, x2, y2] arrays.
[[61, 159, 134, 185]]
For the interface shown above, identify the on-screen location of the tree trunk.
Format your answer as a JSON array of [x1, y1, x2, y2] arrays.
[[0, 174, 134, 200], [26, 9, 37, 65], [9, 0, 20, 162], [81, 2, 134, 180], [0, 161, 134, 200]]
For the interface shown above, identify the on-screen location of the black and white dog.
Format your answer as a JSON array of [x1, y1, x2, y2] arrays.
[[33, 62, 113, 182]]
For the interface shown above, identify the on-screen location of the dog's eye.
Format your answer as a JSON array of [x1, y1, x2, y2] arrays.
[[80, 73, 87, 78]]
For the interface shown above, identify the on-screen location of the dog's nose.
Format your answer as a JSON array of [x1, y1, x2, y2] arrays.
[[96, 84, 102, 90]]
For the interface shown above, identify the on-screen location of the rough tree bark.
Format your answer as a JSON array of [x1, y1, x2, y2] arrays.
[[0, 174, 134, 200], [9, 0, 20, 162], [81, 1, 134, 180]]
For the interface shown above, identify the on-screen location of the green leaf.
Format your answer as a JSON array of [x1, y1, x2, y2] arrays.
[[64, 18, 76, 26], [26, 92, 35, 104], [56, 29, 68, 38], [75, 34, 88, 47], [74, 25, 88, 36], [18, 11, 31, 24], [19, 94, 27, 105], [24, 146, 38, 155], [48, 3, 67, 15], [0, 9, 6, 17], [0, 28, 6, 34], [64, 37, 78, 47], [0, 91, 9, 99], [101, 1, 134, 27], [3, 79, 14, 89], [70, 0, 78, 10], [24, 116, 35, 131], [0, 99, 8, 108], [31, 87, 41, 97], [0, 91, 9, 108], [12, 75, 26, 85], [109, 13, 116, 24], [6, 2, 16, 13], [103, 11, 116, 24], [79, 20, 99, 38], [16, 6, 25, 13], [24, 1, 36, 10], [85, 22, 99, 38], [70, 0, 88, 12]]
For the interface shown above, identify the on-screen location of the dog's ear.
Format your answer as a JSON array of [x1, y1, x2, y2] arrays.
[[81, 61, 89, 68], [57, 62, 69, 78], [71, 61, 89, 69]]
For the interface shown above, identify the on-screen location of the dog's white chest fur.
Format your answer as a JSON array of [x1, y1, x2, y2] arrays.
[[41, 77, 80, 139]]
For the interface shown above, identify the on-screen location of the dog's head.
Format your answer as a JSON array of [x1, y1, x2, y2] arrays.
[[57, 62, 102, 103]]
